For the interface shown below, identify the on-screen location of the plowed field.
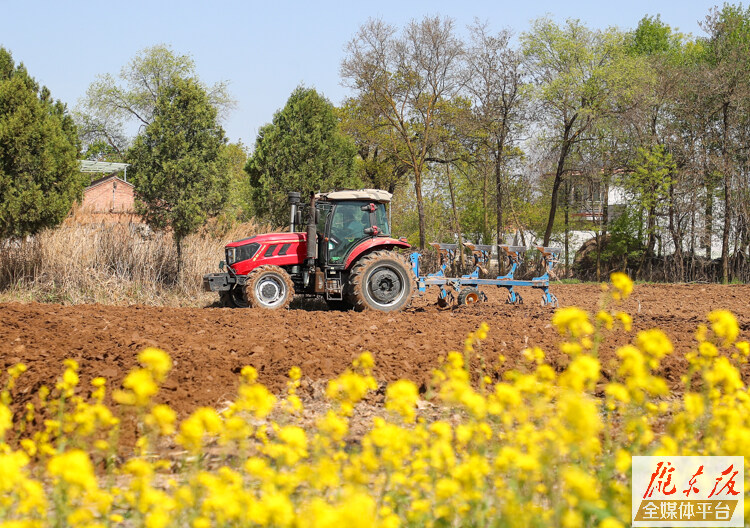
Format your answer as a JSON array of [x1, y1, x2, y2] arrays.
[[2, 283, 750, 434]]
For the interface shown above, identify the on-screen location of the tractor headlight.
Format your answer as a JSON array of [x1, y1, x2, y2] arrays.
[[225, 243, 259, 265]]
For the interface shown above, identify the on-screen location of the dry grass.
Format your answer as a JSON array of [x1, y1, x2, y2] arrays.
[[0, 208, 273, 307]]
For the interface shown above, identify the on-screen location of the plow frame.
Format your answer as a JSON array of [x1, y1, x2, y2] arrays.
[[409, 243, 560, 307]]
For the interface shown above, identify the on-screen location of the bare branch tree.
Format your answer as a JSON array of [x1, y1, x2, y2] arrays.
[[342, 16, 463, 248]]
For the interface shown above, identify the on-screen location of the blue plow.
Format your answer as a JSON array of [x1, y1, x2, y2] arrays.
[[409, 243, 560, 308]]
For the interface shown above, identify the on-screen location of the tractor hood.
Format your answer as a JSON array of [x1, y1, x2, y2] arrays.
[[224, 232, 308, 275], [225, 232, 306, 248]]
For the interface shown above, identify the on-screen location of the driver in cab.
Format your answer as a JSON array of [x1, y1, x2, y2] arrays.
[[343, 210, 366, 238]]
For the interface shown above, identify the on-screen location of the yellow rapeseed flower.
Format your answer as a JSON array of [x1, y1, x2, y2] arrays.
[[636, 329, 673, 360], [0, 451, 30, 493], [560, 356, 600, 392], [699, 341, 718, 358], [596, 310, 614, 330], [241, 365, 258, 383], [317, 410, 348, 443], [614, 449, 631, 473], [289, 366, 302, 381], [113, 369, 158, 407], [705, 357, 744, 394], [176, 408, 223, 453], [353, 351, 375, 371], [522, 347, 545, 365], [476, 322, 490, 340], [47, 449, 97, 493], [605, 383, 631, 404], [615, 311, 632, 332], [708, 309, 739, 346], [552, 307, 594, 340], [385, 380, 419, 423], [138, 348, 172, 382], [0, 404, 11, 439], [7, 363, 26, 380], [562, 466, 600, 502], [610, 272, 633, 300], [236, 383, 276, 418], [145, 404, 177, 436]]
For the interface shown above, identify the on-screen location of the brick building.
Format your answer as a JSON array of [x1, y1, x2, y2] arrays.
[[82, 174, 135, 213]]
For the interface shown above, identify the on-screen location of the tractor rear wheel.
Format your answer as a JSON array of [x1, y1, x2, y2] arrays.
[[348, 251, 413, 312], [244, 266, 294, 310]]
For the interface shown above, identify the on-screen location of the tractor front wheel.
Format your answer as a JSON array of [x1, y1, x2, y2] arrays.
[[348, 251, 413, 312], [220, 287, 249, 308], [244, 266, 294, 310]]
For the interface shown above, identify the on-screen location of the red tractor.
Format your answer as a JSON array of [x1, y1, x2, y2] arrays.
[[203, 190, 414, 311]]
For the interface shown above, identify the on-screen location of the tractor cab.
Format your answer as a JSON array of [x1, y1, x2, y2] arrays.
[[313, 190, 391, 269]]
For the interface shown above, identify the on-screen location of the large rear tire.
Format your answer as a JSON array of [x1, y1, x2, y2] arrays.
[[244, 266, 294, 310], [348, 251, 413, 312]]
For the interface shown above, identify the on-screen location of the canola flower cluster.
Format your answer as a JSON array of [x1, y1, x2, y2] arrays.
[[1, 273, 749, 528]]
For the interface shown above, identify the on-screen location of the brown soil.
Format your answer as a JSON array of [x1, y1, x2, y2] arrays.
[[2, 283, 750, 440]]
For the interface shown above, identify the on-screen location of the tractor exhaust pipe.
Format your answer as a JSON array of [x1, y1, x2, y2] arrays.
[[306, 192, 317, 263], [288, 192, 301, 232], [303, 192, 317, 288]]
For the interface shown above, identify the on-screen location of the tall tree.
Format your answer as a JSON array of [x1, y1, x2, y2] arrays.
[[218, 141, 250, 226], [244, 86, 359, 225], [522, 18, 634, 246], [342, 16, 464, 249], [0, 47, 85, 238], [623, 145, 676, 276], [700, 4, 750, 282], [128, 77, 229, 269], [339, 98, 410, 195], [465, 20, 527, 258], [625, 16, 691, 279], [77, 44, 233, 156]]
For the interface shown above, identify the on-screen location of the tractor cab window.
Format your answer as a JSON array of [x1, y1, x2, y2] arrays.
[[315, 203, 332, 234], [327, 201, 389, 263], [373, 203, 390, 235]]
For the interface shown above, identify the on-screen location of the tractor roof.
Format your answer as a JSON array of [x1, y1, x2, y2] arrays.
[[315, 189, 392, 203]]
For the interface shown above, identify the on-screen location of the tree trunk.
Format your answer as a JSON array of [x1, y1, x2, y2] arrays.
[[564, 180, 570, 276], [496, 172, 504, 275], [176, 235, 183, 275], [668, 181, 684, 281], [543, 133, 572, 246], [704, 175, 713, 260], [543, 167, 564, 246], [482, 171, 489, 242], [494, 139, 506, 275], [598, 177, 610, 282], [414, 169, 426, 250], [446, 164, 464, 269], [721, 102, 731, 284], [721, 178, 731, 283], [638, 204, 656, 279]]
